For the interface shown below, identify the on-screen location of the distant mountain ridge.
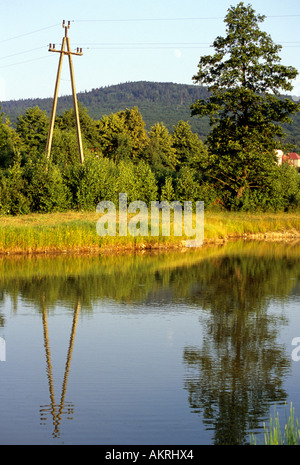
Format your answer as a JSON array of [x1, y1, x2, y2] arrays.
[[1, 81, 300, 148], [1, 81, 210, 138]]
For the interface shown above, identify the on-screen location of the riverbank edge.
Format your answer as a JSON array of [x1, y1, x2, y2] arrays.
[[0, 228, 299, 255], [0, 210, 299, 255]]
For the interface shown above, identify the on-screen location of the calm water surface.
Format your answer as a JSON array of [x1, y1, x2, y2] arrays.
[[0, 241, 299, 445]]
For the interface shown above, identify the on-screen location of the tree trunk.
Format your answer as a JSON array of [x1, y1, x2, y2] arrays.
[[237, 185, 245, 199]]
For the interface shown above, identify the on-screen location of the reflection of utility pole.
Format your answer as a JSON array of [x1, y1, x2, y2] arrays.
[[46, 20, 84, 164], [41, 297, 80, 438]]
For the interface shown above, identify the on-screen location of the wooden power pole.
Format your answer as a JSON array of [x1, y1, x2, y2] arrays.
[[46, 20, 84, 164]]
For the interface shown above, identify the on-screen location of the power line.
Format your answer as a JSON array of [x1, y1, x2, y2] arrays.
[[0, 23, 60, 44], [72, 17, 224, 23], [0, 46, 47, 61], [267, 14, 300, 17], [72, 14, 300, 23], [84, 46, 212, 50], [1, 14, 300, 46], [1, 18, 300, 70], [81, 42, 213, 45], [81, 42, 213, 50], [0, 55, 51, 69], [2, 42, 300, 69], [80, 40, 300, 49]]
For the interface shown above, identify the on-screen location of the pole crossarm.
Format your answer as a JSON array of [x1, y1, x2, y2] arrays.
[[48, 45, 83, 56], [46, 20, 84, 164]]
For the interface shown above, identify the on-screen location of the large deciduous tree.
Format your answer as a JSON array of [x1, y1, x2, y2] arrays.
[[191, 2, 300, 209]]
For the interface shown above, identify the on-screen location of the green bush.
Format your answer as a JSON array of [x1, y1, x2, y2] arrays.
[[23, 155, 71, 213], [228, 163, 300, 212], [116, 160, 158, 205], [175, 166, 200, 204], [0, 155, 30, 215], [134, 160, 158, 204], [75, 154, 117, 210]]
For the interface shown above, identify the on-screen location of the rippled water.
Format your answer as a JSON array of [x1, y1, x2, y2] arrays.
[[0, 241, 299, 445]]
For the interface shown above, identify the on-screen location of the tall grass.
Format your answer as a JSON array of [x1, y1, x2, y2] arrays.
[[251, 403, 300, 445], [0, 210, 298, 253], [204, 211, 300, 239]]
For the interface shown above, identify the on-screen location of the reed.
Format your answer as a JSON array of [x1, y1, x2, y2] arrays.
[[251, 403, 300, 445], [0, 210, 299, 253]]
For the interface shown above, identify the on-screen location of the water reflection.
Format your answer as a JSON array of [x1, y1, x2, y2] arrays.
[[182, 255, 292, 444], [0, 241, 299, 444], [40, 298, 80, 438]]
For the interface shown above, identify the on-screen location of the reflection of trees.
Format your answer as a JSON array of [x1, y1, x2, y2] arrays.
[[183, 255, 292, 445], [0, 242, 299, 444], [0, 243, 299, 312]]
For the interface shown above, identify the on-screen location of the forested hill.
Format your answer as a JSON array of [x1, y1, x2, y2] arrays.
[[1, 81, 209, 138], [1, 81, 300, 148]]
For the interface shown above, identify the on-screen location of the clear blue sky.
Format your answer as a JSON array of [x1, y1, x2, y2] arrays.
[[1, 0, 300, 102]]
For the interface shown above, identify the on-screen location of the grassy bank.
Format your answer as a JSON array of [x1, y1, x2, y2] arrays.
[[204, 211, 300, 240], [0, 210, 299, 254]]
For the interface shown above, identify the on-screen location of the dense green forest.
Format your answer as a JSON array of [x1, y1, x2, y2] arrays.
[[2, 81, 300, 149], [0, 96, 299, 215], [2, 82, 211, 139]]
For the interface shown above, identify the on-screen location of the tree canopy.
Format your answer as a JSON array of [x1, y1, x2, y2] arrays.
[[191, 2, 300, 209]]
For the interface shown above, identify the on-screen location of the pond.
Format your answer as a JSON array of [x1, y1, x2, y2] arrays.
[[0, 240, 299, 445]]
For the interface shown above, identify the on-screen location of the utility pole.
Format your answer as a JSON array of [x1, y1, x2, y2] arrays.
[[46, 20, 84, 164]]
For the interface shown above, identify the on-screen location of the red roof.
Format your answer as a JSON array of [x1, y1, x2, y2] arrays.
[[287, 152, 300, 160]]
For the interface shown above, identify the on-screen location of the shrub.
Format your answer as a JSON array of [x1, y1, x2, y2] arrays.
[[0, 156, 30, 215], [74, 154, 117, 210], [23, 155, 71, 212]]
